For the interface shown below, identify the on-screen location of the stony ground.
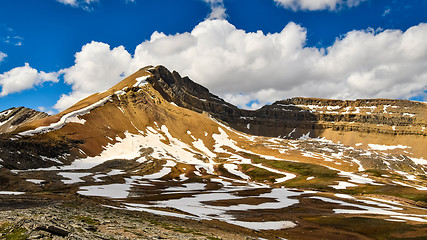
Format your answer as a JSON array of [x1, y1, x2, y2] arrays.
[[0, 194, 263, 240]]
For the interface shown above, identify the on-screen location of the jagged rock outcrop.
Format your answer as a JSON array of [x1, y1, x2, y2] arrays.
[[146, 66, 427, 138], [0, 107, 48, 134]]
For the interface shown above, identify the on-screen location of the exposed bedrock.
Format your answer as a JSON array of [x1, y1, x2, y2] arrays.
[[146, 66, 427, 138]]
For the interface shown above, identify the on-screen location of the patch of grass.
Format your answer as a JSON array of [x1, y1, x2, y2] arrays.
[[76, 216, 100, 225], [342, 185, 427, 203], [401, 194, 427, 202], [0, 223, 11, 233], [243, 153, 337, 177], [0, 223, 28, 240], [241, 164, 283, 183], [206, 236, 222, 240], [363, 169, 389, 178], [242, 153, 340, 189], [304, 216, 417, 240]]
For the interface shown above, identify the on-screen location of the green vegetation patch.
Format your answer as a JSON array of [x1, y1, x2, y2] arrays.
[[241, 164, 284, 183], [363, 169, 390, 178], [76, 216, 100, 226], [242, 153, 341, 189], [241, 153, 427, 203], [0, 222, 28, 240], [342, 185, 427, 203]]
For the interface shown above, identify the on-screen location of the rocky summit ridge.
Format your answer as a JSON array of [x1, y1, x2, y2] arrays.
[[146, 66, 427, 138], [1, 65, 427, 240], [0, 107, 48, 134]]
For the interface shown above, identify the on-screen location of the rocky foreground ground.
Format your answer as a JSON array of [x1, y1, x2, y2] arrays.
[[0, 194, 262, 240]]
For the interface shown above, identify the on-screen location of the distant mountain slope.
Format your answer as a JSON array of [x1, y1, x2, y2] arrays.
[[0, 107, 48, 134]]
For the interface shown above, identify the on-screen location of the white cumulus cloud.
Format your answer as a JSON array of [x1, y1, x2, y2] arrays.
[[50, 20, 427, 111], [128, 20, 427, 107], [274, 0, 366, 11], [0, 63, 59, 97], [201, 0, 227, 19], [54, 41, 132, 111], [0, 52, 6, 63]]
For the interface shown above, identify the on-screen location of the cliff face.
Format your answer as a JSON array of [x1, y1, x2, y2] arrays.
[[257, 98, 427, 137], [145, 66, 427, 138], [0, 107, 48, 134]]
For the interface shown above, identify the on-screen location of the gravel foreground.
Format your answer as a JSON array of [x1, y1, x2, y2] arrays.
[[0, 194, 263, 240]]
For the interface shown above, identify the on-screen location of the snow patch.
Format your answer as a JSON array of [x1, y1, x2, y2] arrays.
[[228, 220, 296, 230], [329, 181, 357, 189], [252, 164, 296, 183], [287, 128, 296, 137], [58, 172, 91, 184], [107, 169, 125, 176], [402, 113, 415, 117], [334, 194, 355, 199], [409, 157, 427, 165], [192, 139, 216, 158], [0, 191, 25, 195], [134, 75, 149, 87], [65, 116, 86, 125], [223, 164, 250, 180], [20, 96, 111, 136], [143, 167, 171, 179], [26, 179, 44, 184], [78, 179, 133, 199], [299, 132, 310, 140], [368, 144, 410, 151]]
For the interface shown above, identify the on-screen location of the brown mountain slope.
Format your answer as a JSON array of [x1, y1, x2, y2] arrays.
[[0, 107, 48, 134]]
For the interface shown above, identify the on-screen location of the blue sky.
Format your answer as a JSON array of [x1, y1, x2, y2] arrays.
[[0, 0, 426, 113]]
